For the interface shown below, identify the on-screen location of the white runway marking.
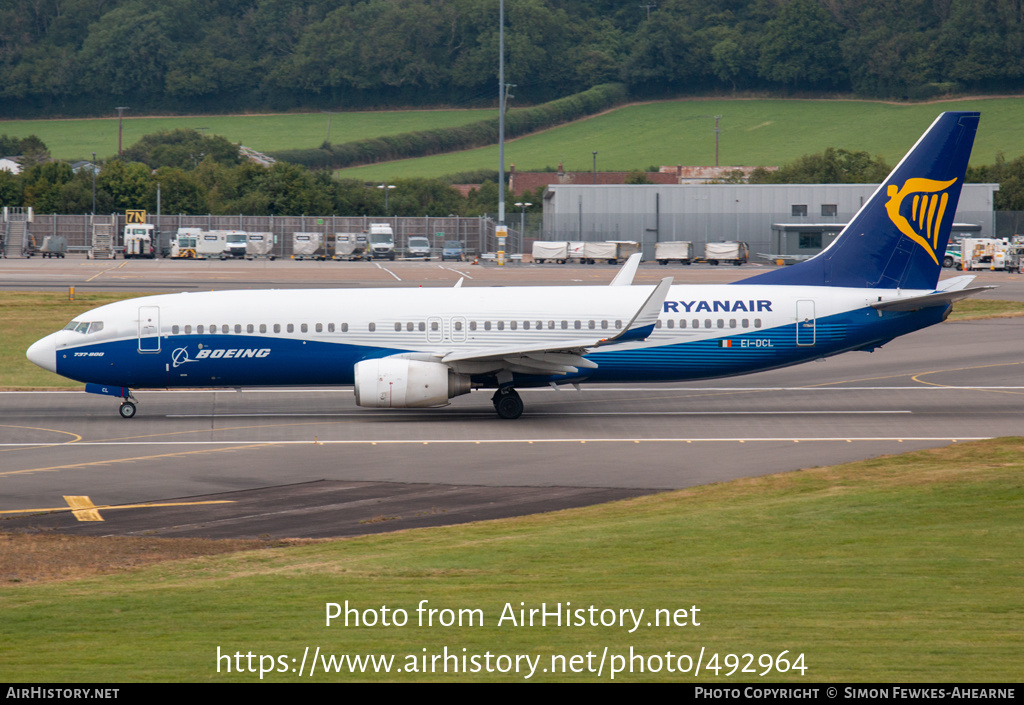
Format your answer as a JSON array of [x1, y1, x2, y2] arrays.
[[162, 410, 913, 418], [0, 437, 991, 448], [374, 263, 401, 281], [5, 386, 1024, 395], [443, 267, 473, 279]]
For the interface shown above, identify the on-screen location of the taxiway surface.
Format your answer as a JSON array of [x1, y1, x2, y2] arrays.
[[2, 259, 1021, 538]]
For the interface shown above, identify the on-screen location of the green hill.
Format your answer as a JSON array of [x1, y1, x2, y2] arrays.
[[338, 98, 1024, 180], [0, 109, 494, 163]]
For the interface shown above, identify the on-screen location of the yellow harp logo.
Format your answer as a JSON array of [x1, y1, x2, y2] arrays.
[[884, 178, 956, 266]]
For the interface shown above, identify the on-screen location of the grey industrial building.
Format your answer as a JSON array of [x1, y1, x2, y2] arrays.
[[541, 183, 999, 259]]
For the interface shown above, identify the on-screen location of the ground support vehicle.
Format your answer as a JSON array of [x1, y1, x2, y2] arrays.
[[943, 244, 962, 268], [961, 238, 1012, 271], [656, 241, 693, 265], [196, 231, 228, 259], [333, 233, 368, 261], [292, 232, 326, 261], [123, 224, 156, 259], [168, 228, 202, 259], [704, 241, 749, 266], [582, 241, 616, 264], [220, 230, 248, 259], [532, 241, 568, 264], [367, 224, 396, 260], [246, 232, 276, 260], [37, 235, 67, 258]]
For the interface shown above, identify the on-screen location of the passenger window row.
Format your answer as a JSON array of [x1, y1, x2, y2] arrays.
[[169, 319, 629, 336], [655, 318, 763, 330]]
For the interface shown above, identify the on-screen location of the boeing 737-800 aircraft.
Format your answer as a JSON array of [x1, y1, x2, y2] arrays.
[[28, 112, 988, 419]]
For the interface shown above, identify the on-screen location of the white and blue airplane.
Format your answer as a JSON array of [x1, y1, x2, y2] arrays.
[[28, 112, 989, 420]]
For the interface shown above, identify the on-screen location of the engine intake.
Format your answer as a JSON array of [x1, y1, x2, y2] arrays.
[[354, 358, 471, 408]]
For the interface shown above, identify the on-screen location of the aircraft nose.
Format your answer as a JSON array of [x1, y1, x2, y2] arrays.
[[26, 335, 57, 373]]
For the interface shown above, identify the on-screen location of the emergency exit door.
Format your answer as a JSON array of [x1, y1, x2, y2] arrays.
[[138, 306, 161, 352]]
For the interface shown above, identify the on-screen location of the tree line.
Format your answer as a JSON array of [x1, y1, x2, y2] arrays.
[[2, 0, 1023, 118], [0, 130, 537, 217]]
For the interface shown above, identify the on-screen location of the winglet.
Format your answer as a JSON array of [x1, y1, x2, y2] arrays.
[[599, 276, 672, 345], [609, 253, 642, 286]]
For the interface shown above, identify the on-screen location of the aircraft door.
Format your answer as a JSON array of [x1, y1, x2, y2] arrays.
[[451, 316, 467, 343], [138, 306, 161, 353], [796, 300, 815, 346], [427, 316, 443, 343]]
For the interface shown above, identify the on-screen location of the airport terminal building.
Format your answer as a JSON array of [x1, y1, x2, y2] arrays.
[[541, 183, 1000, 258]]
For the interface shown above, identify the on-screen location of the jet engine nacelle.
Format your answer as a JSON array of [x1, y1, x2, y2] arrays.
[[354, 358, 471, 408]]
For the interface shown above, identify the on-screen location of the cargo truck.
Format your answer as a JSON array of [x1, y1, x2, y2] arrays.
[[123, 224, 156, 259]]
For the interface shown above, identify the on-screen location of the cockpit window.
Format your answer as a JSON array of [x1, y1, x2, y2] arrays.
[[63, 320, 104, 334]]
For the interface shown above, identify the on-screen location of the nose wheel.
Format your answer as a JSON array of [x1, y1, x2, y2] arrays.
[[492, 388, 523, 420], [118, 391, 139, 419]]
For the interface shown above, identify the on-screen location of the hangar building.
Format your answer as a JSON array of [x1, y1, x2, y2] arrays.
[[540, 183, 999, 258]]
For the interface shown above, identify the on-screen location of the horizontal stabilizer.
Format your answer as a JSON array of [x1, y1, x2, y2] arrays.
[[935, 275, 977, 292], [870, 286, 995, 312]]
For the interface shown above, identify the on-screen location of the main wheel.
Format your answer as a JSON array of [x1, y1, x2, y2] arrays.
[[119, 401, 137, 419], [493, 389, 523, 420]]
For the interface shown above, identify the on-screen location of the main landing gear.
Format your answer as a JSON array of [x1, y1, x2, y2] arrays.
[[492, 387, 523, 420]]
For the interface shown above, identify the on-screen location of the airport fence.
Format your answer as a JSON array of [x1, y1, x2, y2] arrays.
[[21, 214, 495, 259]]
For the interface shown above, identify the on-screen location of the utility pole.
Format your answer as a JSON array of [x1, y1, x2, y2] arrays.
[[697, 114, 723, 166], [115, 107, 129, 156]]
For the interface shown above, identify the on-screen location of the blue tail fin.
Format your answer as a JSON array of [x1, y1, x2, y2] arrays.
[[743, 111, 980, 290]]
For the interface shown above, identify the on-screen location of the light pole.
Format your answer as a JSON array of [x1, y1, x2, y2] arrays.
[[498, 0, 505, 227], [377, 183, 395, 215], [115, 106, 129, 156], [514, 201, 532, 252], [91, 152, 96, 215], [592, 151, 598, 184]]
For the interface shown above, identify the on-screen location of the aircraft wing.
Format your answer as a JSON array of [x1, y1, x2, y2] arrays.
[[440, 276, 672, 376]]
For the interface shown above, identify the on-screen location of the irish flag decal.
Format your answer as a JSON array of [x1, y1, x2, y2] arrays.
[[719, 340, 732, 348]]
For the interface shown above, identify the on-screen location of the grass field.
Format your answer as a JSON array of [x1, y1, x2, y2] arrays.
[[338, 97, 1024, 180], [3, 98, 1023, 177], [3, 291, 1023, 389], [1, 437, 1021, 681], [0, 109, 496, 163]]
